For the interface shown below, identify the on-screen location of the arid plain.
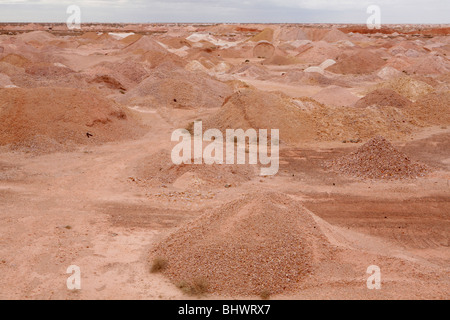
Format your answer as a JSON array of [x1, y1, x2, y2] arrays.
[[0, 23, 449, 299]]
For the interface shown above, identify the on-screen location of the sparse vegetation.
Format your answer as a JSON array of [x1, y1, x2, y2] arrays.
[[176, 278, 209, 296], [185, 122, 194, 135], [259, 289, 271, 300], [150, 257, 168, 273]]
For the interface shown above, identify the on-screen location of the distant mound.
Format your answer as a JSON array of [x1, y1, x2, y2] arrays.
[[158, 36, 192, 49], [278, 27, 308, 41], [302, 28, 329, 41], [203, 89, 319, 143], [0, 73, 14, 88], [25, 62, 74, 78], [296, 41, 340, 64], [16, 31, 56, 44], [0, 87, 143, 153], [230, 63, 270, 79], [326, 136, 429, 179], [374, 76, 435, 101], [263, 55, 299, 66], [122, 67, 232, 109], [354, 88, 412, 108], [121, 35, 185, 68], [405, 54, 450, 75], [120, 33, 143, 45], [151, 192, 332, 295], [253, 41, 275, 59], [83, 59, 151, 91], [122, 35, 168, 54], [321, 28, 350, 43], [204, 88, 416, 143], [79, 32, 100, 40], [137, 150, 257, 189], [0, 54, 32, 68], [249, 28, 274, 42], [407, 91, 450, 126], [279, 70, 335, 86], [312, 85, 359, 107], [326, 50, 386, 74]]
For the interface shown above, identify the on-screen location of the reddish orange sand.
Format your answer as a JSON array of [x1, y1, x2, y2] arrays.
[[0, 23, 448, 300]]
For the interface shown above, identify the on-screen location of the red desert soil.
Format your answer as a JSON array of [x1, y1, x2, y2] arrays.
[[326, 136, 430, 180], [137, 150, 257, 189], [0, 87, 143, 152], [151, 192, 334, 296], [0, 23, 448, 300], [326, 50, 386, 74], [354, 88, 412, 108]]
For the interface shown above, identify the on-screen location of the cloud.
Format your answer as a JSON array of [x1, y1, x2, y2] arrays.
[[0, 0, 448, 23]]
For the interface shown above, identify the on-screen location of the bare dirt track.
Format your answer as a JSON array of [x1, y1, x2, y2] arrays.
[[0, 23, 449, 300]]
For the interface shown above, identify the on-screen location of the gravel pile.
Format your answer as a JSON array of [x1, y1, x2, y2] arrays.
[[150, 192, 332, 296], [354, 88, 412, 108], [0, 87, 143, 153], [137, 150, 257, 189], [327, 136, 430, 180]]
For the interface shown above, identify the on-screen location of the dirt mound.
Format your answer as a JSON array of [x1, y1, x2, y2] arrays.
[[158, 36, 192, 49], [122, 66, 232, 109], [312, 85, 359, 107], [249, 28, 274, 42], [204, 88, 416, 143], [151, 192, 332, 295], [278, 27, 308, 41], [263, 55, 299, 66], [122, 35, 168, 54], [326, 50, 386, 74], [296, 41, 340, 64], [407, 91, 450, 126], [120, 33, 143, 45], [25, 62, 74, 78], [83, 59, 150, 92], [0, 87, 143, 152], [327, 136, 429, 180], [302, 28, 329, 41], [279, 70, 335, 86], [0, 62, 21, 78], [0, 54, 32, 68], [120, 35, 185, 69], [79, 32, 99, 40], [89, 74, 127, 91], [16, 31, 56, 44], [203, 89, 318, 143], [322, 28, 350, 43], [138, 150, 256, 189], [253, 41, 275, 59], [405, 54, 450, 75], [377, 66, 402, 80], [230, 63, 270, 79], [0, 73, 14, 87], [374, 76, 435, 101], [355, 88, 412, 108]]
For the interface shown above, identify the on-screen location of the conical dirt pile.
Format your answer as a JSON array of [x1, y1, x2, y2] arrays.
[[327, 136, 429, 179], [151, 192, 332, 295]]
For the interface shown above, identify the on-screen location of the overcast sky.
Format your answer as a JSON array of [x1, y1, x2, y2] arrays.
[[0, 0, 449, 24]]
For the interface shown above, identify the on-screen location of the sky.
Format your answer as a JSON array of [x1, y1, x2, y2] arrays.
[[0, 0, 449, 24]]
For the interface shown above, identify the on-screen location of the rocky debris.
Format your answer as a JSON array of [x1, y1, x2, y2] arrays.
[[326, 136, 430, 180]]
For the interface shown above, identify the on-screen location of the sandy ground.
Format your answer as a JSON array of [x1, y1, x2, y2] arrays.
[[0, 23, 449, 299], [0, 114, 448, 299]]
